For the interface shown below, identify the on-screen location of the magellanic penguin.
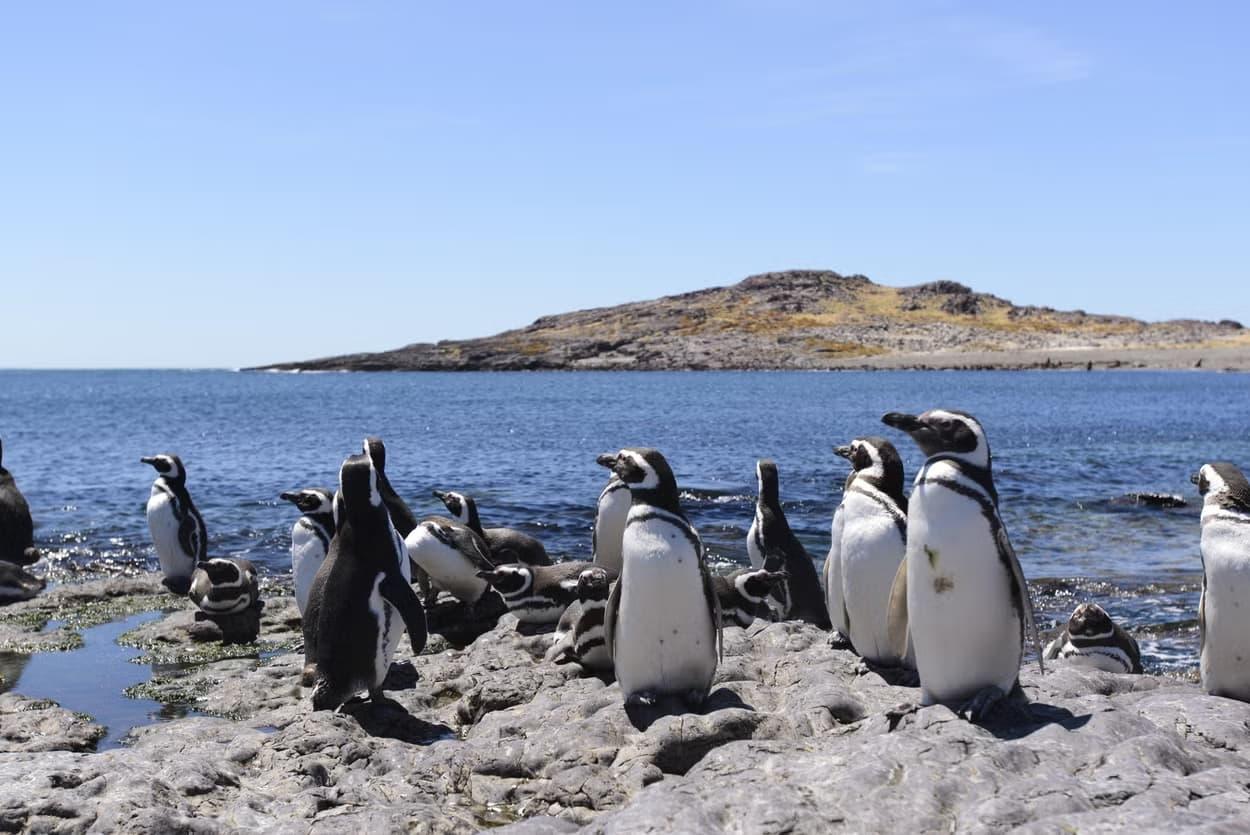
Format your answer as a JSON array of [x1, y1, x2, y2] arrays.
[[304, 453, 427, 711], [747, 460, 831, 628], [828, 437, 912, 667], [432, 489, 552, 566], [360, 438, 419, 586], [545, 566, 614, 672], [1043, 602, 1142, 674], [592, 453, 631, 574], [882, 409, 1043, 718], [604, 448, 722, 708], [141, 454, 207, 595], [280, 488, 336, 616], [1193, 461, 1250, 701], [712, 568, 788, 628], [0, 439, 40, 566], [0, 561, 45, 605], [189, 558, 260, 616], [405, 515, 498, 607], [476, 560, 615, 625]]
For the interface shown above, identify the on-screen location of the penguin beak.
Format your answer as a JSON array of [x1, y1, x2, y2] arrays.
[[475, 569, 498, 582], [881, 412, 924, 433], [432, 489, 449, 501], [279, 491, 298, 503], [1189, 472, 1202, 486], [834, 445, 853, 460], [595, 453, 617, 469], [140, 456, 157, 466]]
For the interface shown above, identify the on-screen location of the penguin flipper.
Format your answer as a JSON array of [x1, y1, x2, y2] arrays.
[[695, 533, 723, 662], [885, 556, 909, 663], [447, 525, 496, 572], [178, 510, 206, 562], [995, 524, 1044, 675], [604, 575, 622, 663], [381, 573, 428, 656]]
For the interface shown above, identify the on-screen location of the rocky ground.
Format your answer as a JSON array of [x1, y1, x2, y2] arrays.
[[3, 576, 1250, 833]]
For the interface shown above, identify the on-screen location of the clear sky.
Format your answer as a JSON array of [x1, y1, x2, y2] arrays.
[[2, 2, 1246, 368]]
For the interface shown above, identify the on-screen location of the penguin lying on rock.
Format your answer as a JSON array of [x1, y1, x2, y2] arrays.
[[477, 561, 616, 625], [1043, 602, 1142, 674], [0, 438, 41, 567], [188, 558, 263, 644], [546, 566, 614, 672], [0, 561, 45, 605]]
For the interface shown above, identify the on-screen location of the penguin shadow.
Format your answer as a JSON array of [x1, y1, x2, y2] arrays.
[[624, 687, 754, 732], [980, 698, 1091, 740], [339, 695, 455, 746], [862, 661, 920, 689]]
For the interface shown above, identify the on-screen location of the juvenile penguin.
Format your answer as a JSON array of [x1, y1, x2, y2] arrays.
[[280, 488, 336, 616], [546, 566, 614, 671], [592, 454, 631, 574], [189, 558, 260, 616], [433, 489, 552, 566], [747, 460, 830, 628], [477, 560, 612, 625], [829, 438, 911, 666], [1043, 602, 1142, 674], [712, 568, 788, 628], [0, 439, 40, 566], [141, 454, 207, 595], [305, 453, 427, 711], [604, 448, 722, 708], [882, 409, 1043, 717], [1193, 461, 1250, 700], [0, 561, 45, 605]]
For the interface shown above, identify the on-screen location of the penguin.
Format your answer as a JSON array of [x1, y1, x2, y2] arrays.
[[1192, 461, 1250, 701], [432, 489, 552, 566], [280, 488, 336, 616], [711, 568, 788, 628], [882, 409, 1043, 718], [141, 454, 207, 595], [545, 566, 614, 672], [1043, 602, 1142, 674], [476, 560, 614, 625], [188, 558, 260, 616], [360, 438, 425, 589], [304, 453, 427, 711], [747, 459, 831, 628], [824, 467, 855, 644], [0, 439, 41, 566], [405, 515, 498, 607], [829, 437, 912, 666], [603, 448, 722, 708], [0, 561, 45, 605], [592, 453, 631, 574]]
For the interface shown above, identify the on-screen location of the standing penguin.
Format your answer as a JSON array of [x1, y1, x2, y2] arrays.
[[141, 454, 207, 595], [305, 453, 427, 711], [604, 448, 722, 708], [280, 488, 336, 616], [1193, 461, 1250, 701], [432, 489, 552, 566], [829, 437, 911, 666], [1043, 602, 1142, 674], [747, 460, 830, 628], [882, 409, 1043, 718], [592, 453, 631, 574], [0, 439, 41, 566]]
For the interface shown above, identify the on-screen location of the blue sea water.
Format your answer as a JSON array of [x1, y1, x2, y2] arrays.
[[2, 369, 1249, 681]]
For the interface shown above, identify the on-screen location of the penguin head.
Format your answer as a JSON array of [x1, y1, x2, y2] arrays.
[[1067, 602, 1116, 640], [755, 459, 781, 506], [734, 568, 788, 607], [280, 488, 334, 516], [609, 448, 672, 491], [141, 454, 186, 481], [596, 452, 625, 485], [433, 489, 473, 524], [1192, 462, 1250, 512], [362, 437, 387, 473], [881, 409, 990, 467], [198, 557, 244, 586], [337, 453, 385, 528], [835, 437, 906, 502], [475, 564, 533, 596], [576, 567, 612, 602]]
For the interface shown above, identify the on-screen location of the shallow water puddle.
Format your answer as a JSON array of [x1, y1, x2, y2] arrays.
[[0, 610, 199, 750]]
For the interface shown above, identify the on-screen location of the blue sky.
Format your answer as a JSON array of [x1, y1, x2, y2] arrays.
[[2, 2, 1246, 368]]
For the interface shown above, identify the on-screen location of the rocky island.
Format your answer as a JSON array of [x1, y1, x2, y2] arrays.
[[254, 271, 1250, 372], [4, 576, 1250, 832]]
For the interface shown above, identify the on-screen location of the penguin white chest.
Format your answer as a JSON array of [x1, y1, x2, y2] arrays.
[[290, 520, 328, 616], [746, 509, 765, 569], [907, 479, 1021, 703], [594, 488, 630, 573], [366, 572, 403, 691], [146, 487, 194, 579], [1200, 518, 1250, 699], [613, 514, 716, 699], [404, 524, 487, 603], [839, 490, 906, 663]]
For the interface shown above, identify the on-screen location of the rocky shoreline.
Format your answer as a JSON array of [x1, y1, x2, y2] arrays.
[[3, 576, 1250, 832]]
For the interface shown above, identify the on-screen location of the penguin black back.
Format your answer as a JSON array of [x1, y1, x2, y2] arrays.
[[0, 439, 39, 566], [753, 459, 830, 628], [364, 437, 418, 537]]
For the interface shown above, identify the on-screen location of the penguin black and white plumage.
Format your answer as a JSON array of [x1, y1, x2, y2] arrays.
[[304, 453, 427, 711], [712, 568, 788, 628], [1043, 602, 1142, 674], [280, 488, 335, 616], [0, 561, 45, 605], [0, 439, 40, 567], [188, 558, 260, 616], [882, 409, 1043, 718], [141, 454, 207, 595], [592, 454, 630, 574], [827, 437, 912, 666], [747, 459, 830, 629], [477, 560, 614, 625], [603, 448, 722, 708], [545, 566, 614, 671], [432, 489, 552, 567], [1193, 461, 1250, 701], [405, 514, 497, 607]]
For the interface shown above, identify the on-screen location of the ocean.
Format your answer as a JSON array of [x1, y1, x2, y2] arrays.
[[3, 368, 1249, 684]]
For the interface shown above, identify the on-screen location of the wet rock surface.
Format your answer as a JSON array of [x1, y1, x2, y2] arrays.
[[2, 577, 1250, 832]]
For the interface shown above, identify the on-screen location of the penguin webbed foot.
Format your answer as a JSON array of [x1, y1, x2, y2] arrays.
[[957, 686, 1008, 722], [162, 576, 193, 596], [827, 631, 855, 652]]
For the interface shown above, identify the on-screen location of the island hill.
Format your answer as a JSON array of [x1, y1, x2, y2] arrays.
[[256, 270, 1250, 372]]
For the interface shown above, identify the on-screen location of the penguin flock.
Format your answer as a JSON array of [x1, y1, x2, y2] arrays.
[[1, 415, 1249, 717]]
